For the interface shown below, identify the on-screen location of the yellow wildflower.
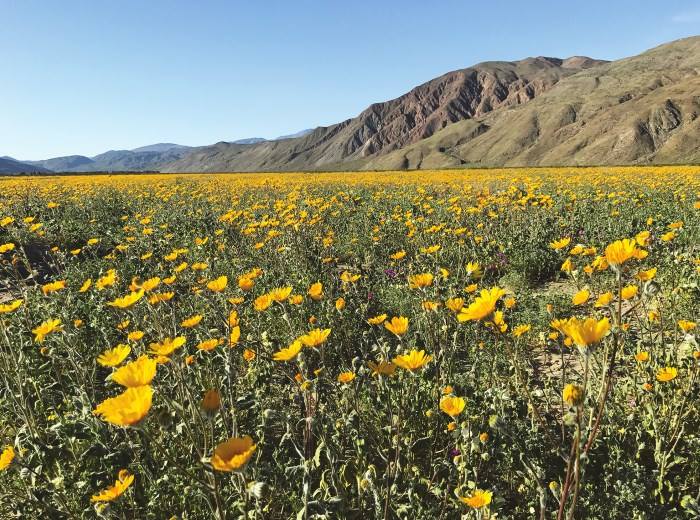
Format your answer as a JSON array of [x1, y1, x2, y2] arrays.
[[562, 383, 584, 405], [211, 436, 256, 472], [97, 344, 131, 367], [91, 469, 134, 502], [93, 386, 153, 426], [207, 276, 228, 292], [384, 316, 409, 336], [273, 340, 303, 361], [308, 282, 323, 300], [459, 489, 492, 508], [111, 355, 157, 387], [337, 371, 356, 384], [0, 299, 23, 314], [439, 395, 466, 417], [300, 328, 331, 347], [408, 273, 434, 289], [108, 290, 144, 309], [457, 287, 506, 322], [571, 289, 590, 306], [181, 315, 203, 328], [656, 367, 678, 382], [32, 318, 63, 343], [393, 349, 432, 371]]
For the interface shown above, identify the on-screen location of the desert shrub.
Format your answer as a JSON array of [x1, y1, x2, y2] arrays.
[[0, 167, 698, 519]]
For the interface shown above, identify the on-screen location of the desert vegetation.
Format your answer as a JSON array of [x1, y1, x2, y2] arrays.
[[0, 167, 699, 519]]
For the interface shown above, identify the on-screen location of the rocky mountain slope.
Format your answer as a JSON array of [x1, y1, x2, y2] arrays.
[[165, 36, 700, 172], [166, 56, 604, 172], [364, 36, 700, 169]]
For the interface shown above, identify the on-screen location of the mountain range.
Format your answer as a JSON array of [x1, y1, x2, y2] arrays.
[[2, 130, 318, 174], [0, 156, 52, 175], [3, 36, 700, 174], [21, 145, 189, 173]]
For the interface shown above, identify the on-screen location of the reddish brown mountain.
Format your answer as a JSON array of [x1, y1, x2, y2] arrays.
[[167, 56, 604, 172], [165, 36, 700, 172]]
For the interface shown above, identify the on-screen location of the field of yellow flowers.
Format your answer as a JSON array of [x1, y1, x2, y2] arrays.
[[0, 167, 699, 519]]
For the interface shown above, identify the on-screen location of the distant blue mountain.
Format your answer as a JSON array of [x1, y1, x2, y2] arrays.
[[130, 143, 191, 153], [0, 157, 53, 174], [228, 130, 314, 145], [230, 138, 267, 145], [26, 145, 193, 173], [274, 129, 313, 140], [27, 155, 94, 171], [9, 130, 317, 174]]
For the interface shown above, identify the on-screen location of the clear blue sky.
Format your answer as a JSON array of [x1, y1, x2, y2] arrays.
[[2, 0, 699, 159]]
